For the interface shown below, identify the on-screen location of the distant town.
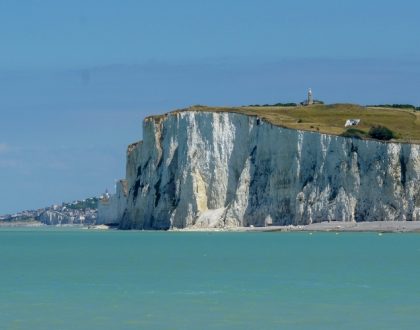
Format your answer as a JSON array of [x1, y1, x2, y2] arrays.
[[0, 198, 99, 226]]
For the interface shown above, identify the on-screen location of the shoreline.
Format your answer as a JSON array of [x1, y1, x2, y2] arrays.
[[2, 221, 420, 233], [0, 221, 44, 228], [172, 221, 420, 233], [0, 222, 111, 230]]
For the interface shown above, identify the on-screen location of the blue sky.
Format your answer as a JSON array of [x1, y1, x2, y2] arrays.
[[1, 0, 420, 213]]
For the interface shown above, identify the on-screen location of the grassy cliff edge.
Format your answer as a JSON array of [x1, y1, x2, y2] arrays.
[[148, 104, 420, 144]]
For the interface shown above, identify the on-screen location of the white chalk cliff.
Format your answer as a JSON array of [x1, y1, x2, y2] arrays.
[[100, 111, 420, 229], [97, 180, 128, 225]]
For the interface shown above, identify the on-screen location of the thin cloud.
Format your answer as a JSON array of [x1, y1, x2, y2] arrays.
[[0, 159, 19, 168], [0, 143, 9, 153]]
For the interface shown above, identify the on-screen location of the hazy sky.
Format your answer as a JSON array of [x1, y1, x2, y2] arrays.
[[1, 0, 420, 213]]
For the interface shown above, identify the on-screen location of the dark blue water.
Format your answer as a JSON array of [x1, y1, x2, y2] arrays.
[[1, 228, 420, 329]]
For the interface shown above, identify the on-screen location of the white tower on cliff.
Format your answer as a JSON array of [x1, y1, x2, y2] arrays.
[[308, 88, 313, 105]]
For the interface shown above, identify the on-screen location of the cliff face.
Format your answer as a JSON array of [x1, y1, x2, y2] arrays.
[[97, 180, 128, 225], [112, 111, 420, 229]]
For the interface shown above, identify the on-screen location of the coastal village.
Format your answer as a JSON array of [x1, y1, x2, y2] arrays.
[[0, 198, 98, 226]]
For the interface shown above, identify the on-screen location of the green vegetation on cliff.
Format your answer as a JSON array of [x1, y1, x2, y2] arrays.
[[175, 104, 420, 143], [65, 197, 98, 210]]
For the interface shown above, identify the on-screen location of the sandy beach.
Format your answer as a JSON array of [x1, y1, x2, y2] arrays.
[[2, 221, 420, 233], [175, 221, 420, 233]]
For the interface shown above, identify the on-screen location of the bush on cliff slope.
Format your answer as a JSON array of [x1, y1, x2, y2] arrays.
[[368, 126, 394, 141]]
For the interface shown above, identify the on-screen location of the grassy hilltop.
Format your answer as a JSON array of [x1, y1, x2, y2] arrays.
[[174, 104, 420, 144]]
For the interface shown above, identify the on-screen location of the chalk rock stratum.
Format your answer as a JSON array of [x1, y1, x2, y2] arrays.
[[98, 111, 420, 229]]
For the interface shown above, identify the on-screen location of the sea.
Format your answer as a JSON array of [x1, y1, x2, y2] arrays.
[[1, 227, 420, 330]]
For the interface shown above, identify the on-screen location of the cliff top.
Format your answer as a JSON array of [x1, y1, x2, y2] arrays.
[[161, 104, 420, 144]]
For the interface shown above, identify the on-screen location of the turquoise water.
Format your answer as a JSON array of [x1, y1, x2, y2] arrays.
[[1, 228, 420, 329]]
